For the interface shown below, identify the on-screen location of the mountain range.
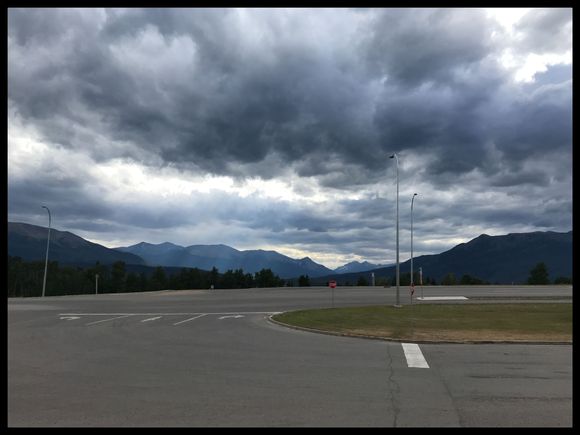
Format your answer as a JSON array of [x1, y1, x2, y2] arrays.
[[114, 241, 335, 278], [312, 230, 573, 285], [8, 222, 382, 278], [8, 222, 572, 284], [7, 222, 145, 267], [334, 261, 391, 274]]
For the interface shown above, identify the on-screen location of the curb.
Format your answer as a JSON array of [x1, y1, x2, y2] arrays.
[[267, 314, 572, 346]]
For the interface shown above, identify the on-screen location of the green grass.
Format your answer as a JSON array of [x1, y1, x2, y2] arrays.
[[272, 303, 572, 342]]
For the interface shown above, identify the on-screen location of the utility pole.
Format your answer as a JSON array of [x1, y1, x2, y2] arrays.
[[41, 206, 51, 297], [389, 154, 401, 307], [410, 193, 418, 303]]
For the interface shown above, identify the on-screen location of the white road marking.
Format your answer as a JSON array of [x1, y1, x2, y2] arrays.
[[85, 315, 133, 326], [416, 296, 468, 301], [60, 312, 280, 316], [173, 314, 207, 325], [58, 312, 281, 326], [141, 316, 162, 323], [402, 343, 430, 368]]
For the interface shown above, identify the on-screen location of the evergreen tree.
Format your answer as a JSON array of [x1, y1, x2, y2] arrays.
[[221, 269, 237, 289], [255, 268, 282, 287], [298, 275, 310, 287], [139, 272, 148, 292], [126, 272, 140, 292], [528, 262, 549, 284], [209, 267, 219, 289], [110, 261, 127, 293], [357, 276, 369, 286], [460, 274, 485, 285], [150, 266, 167, 290], [441, 272, 457, 285], [244, 272, 255, 288], [376, 277, 389, 287]]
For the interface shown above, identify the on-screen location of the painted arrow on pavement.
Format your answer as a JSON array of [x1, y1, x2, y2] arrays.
[[218, 315, 245, 320]]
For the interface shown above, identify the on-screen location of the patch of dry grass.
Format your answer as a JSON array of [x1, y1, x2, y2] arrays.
[[273, 303, 572, 343]]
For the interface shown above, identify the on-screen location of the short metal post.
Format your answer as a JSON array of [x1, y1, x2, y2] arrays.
[[420, 267, 423, 299]]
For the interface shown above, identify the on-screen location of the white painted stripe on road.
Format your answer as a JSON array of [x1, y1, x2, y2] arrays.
[[60, 312, 282, 316], [85, 315, 133, 325], [402, 343, 430, 368], [416, 296, 468, 301], [173, 314, 207, 325], [141, 316, 162, 323]]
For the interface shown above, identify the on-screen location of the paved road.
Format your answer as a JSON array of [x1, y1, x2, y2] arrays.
[[7, 286, 573, 427]]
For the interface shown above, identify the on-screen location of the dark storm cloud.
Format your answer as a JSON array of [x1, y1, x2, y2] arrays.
[[8, 173, 114, 226], [8, 8, 571, 188], [374, 77, 496, 179], [364, 8, 496, 87], [8, 8, 384, 180], [491, 76, 571, 154], [7, 8, 573, 265]]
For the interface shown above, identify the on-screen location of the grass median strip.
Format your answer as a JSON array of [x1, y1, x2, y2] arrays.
[[272, 303, 572, 343]]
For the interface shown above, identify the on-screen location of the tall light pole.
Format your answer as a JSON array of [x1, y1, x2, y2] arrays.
[[389, 154, 400, 307], [411, 193, 418, 290], [41, 205, 51, 298]]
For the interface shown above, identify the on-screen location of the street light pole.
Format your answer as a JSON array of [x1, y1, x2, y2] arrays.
[[41, 206, 51, 298], [411, 193, 418, 287], [410, 193, 418, 304], [389, 154, 400, 307]]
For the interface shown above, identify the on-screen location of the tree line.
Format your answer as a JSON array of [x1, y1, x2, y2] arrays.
[[396, 263, 571, 286], [7, 256, 571, 297], [325, 263, 572, 287], [7, 256, 303, 297], [435, 262, 571, 285]]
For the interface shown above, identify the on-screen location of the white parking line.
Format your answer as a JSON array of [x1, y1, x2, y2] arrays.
[[416, 296, 468, 301], [59, 312, 282, 326], [85, 315, 133, 326], [402, 343, 430, 368], [141, 316, 162, 323], [173, 314, 207, 325], [60, 312, 281, 316]]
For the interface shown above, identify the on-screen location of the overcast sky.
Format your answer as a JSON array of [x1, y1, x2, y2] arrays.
[[8, 8, 572, 269]]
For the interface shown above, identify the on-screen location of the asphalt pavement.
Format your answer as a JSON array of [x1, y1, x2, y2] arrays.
[[7, 285, 573, 427]]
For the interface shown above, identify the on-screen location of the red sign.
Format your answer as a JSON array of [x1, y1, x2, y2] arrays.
[[329, 280, 337, 288]]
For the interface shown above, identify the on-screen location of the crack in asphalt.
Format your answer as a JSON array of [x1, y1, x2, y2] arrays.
[[385, 344, 401, 427], [429, 357, 464, 427]]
